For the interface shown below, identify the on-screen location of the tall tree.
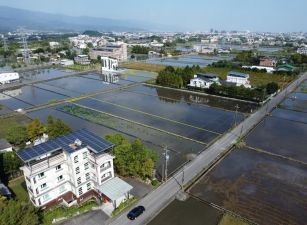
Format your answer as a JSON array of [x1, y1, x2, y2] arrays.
[[0, 198, 39, 225], [26, 119, 45, 141], [6, 125, 27, 146]]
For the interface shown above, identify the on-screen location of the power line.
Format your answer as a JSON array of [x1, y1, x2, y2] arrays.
[[20, 33, 30, 64]]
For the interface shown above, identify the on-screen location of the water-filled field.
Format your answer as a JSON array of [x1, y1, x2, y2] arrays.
[[189, 148, 307, 225], [188, 87, 307, 225]]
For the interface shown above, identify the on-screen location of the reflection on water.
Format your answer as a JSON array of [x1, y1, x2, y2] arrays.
[[100, 72, 119, 84], [0, 88, 22, 100]]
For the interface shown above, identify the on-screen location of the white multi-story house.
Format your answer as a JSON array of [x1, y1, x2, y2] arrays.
[[227, 71, 251, 88], [101, 57, 118, 72], [188, 73, 220, 89], [0, 70, 20, 85], [17, 129, 133, 209]]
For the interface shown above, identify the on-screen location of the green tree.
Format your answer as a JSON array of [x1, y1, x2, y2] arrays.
[[46, 115, 71, 139], [0, 151, 22, 181], [6, 125, 27, 146], [105, 134, 159, 180], [82, 48, 90, 55], [266, 82, 279, 95], [27, 119, 45, 141], [0, 198, 39, 225]]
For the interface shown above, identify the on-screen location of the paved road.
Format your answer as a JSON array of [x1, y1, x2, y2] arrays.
[[107, 73, 307, 225], [61, 210, 109, 225]]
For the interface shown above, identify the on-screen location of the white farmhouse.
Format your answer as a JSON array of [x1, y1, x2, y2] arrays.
[[17, 129, 133, 210], [0, 70, 20, 85], [188, 73, 220, 89], [227, 71, 251, 88]]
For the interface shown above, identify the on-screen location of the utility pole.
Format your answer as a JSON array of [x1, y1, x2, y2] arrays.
[[234, 104, 239, 127], [163, 146, 169, 182], [20, 33, 30, 65]]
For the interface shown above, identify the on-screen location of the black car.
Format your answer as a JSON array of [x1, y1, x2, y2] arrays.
[[127, 206, 145, 220]]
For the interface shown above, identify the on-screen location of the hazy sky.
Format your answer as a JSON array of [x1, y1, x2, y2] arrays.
[[0, 0, 306, 32]]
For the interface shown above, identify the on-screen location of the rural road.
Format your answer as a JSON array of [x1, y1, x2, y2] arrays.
[[107, 73, 307, 225]]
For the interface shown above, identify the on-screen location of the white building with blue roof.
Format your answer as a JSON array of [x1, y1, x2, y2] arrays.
[[17, 129, 133, 209], [226, 71, 251, 88]]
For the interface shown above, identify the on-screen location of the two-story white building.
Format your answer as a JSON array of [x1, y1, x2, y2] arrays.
[[17, 129, 133, 210], [188, 73, 220, 89], [226, 71, 251, 88], [74, 55, 91, 65]]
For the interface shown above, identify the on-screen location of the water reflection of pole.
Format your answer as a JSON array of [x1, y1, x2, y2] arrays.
[[234, 104, 239, 127], [163, 146, 169, 182]]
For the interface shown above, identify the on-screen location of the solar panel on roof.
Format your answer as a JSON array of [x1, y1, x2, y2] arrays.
[[16, 129, 114, 162]]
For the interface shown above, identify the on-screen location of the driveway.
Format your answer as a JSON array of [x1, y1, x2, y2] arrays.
[[60, 210, 109, 225], [122, 177, 153, 198]]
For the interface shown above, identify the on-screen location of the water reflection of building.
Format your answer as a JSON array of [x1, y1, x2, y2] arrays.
[[0, 88, 22, 100], [100, 73, 119, 84]]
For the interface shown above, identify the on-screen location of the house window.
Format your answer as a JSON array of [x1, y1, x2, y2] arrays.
[[41, 183, 47, 189], [57, 175, 63, 182], [75, 167, 80, 174], [84, 162, 89, 170], [59, 185, 66, 194], [85, 173, 90, 181], [87, 182, 91, 191], [56, 165, 61, 171], [38, 172, 45, 178], [83, 152, 87, 159], [77, 177, 81, 185], [78, 187, 83, 195], [74, 155, 79, 163], [42, 193, 50, 202]]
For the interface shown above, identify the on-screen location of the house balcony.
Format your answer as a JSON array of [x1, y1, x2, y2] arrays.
[[27, 153, 66, 175], [100, 164, 112, 173]]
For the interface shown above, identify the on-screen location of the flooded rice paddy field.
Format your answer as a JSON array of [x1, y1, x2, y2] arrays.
[[148, 197, 223, 225], [127, 85, 258, 113], [0, 68, 255, 176], [189, 148, 307, 225], [246, 116, 307, 163], [146, 55, 233, 67], [27, 105, 204, 176], [187, 86, 307, 225], [92, 89, 244, 134], [20, 68, 74, 81]]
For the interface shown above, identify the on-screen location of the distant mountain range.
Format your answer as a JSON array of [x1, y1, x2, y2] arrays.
[[0, 6, 161, 32]]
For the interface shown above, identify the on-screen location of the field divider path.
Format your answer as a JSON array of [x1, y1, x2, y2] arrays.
[[88, 96, 221, 135], [245, 146, 307, 166], [71, 102, 208, 146]]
